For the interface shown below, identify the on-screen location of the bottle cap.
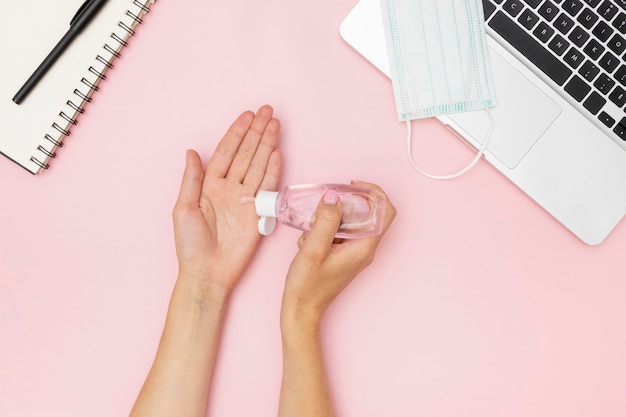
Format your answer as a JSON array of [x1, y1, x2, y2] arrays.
[[255, 191, 279, 235]]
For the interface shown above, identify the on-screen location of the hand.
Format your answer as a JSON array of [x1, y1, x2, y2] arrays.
[[173, 105, 281, 297], [281, 181, 396, 326]]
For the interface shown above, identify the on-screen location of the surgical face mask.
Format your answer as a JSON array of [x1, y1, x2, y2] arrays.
[[380, 0, 497, 179]]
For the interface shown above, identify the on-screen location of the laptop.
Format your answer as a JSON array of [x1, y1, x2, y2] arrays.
[[340, 0, 626, 245]]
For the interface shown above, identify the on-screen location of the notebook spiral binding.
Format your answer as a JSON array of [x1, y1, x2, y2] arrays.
[[30, 0, 156, 171]]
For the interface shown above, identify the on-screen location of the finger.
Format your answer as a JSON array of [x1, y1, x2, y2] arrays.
[[328, 181, 396, 257], [297, 233, 307, 249], [226, 105, 274, 183], [242, 117, 281, 190], [175, 150, 204, 209], [255, 149, 282, 194], [205, 110, 255, 179], [300, 191, 342, 262], [331, 181, 397, 268]]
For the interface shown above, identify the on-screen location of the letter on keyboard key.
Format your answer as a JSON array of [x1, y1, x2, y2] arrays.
[[534, 21, 555, 42], [503, 0, 524, 17], [578, 8, 599, 29], [563, 0, 584, 16], [549, 34, 570, 55], [539, 1, 559, 21], [599, 52, 619, 73], [520, 9, 540, 30], [489, 11, 572, 85], [607, 33, 626, 54], [568, 26, 590, 47]]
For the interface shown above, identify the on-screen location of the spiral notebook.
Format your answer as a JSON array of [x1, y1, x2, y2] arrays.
[[0, 0, 156, 174]]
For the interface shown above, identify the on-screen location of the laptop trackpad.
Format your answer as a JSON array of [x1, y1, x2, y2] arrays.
[[445, 48, 562, 169]]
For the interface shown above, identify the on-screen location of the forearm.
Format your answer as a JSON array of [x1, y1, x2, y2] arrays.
[[130, 274, 229, 417], [278, 307, 335, 417]]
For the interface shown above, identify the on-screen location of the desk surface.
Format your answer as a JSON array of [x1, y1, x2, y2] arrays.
[[1, 1, 625, 416]]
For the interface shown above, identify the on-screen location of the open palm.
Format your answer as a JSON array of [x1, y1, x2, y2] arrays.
[[173, 105, 281, 292]]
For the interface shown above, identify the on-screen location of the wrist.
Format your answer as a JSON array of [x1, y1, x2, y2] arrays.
[[175, 270, 231, 312], [280, 298, 324, 336]]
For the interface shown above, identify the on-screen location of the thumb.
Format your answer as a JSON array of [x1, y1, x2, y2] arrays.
[[300, 190, 342, 261], [176, 149, 204, 209]]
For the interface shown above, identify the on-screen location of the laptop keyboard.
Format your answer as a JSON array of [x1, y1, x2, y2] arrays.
[[482, 0, 626, 143]]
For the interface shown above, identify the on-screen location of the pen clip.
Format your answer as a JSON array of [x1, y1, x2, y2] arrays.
[[70, 0, 94, 26]]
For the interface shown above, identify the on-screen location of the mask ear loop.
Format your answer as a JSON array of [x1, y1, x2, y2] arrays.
[[406, 108, 495, 180]]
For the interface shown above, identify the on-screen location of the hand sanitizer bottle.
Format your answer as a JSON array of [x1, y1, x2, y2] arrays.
[[253, 183, 386, 238]]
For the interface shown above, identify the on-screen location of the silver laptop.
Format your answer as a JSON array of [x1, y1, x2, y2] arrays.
[[340, 0, 626, 245]]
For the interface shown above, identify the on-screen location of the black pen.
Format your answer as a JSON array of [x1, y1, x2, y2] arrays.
[[12, 0, 109, 105]]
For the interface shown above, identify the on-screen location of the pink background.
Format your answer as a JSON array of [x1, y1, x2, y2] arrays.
[[1, 1, 625, 416]]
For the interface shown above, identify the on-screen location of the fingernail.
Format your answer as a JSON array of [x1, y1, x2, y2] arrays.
[[323, 190, 339, 205]]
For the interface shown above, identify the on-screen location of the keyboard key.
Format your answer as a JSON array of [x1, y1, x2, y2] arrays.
[[489, 12, 572, 85], [534, 21, 555, 41], [578, 8, 599, 29], [568, 25, 590, 46], [584, 91, 607, 113], [607, 33, 626, 54], [613, 119, 626, 140], [599, 52, 620, 73], [555, 13, 575, 33], [483, 0, 497, 18], [592, 20, 614, 41], [549, 34, 570, 55], [583, 39, 605, 59], [539, 1, 559, 21], [594, 73, 616, 93], [598, 112, 615, 127], [564, 47, 585, 68], [582, 0, 601, 7], [503, 0, 525, 17], [522, 0, 542, 7], [609, 85, 626, 106], [616, 0, 626, 10], [519, 9, 540, 29], [565, 75, 592, 100], [563, 0, 584, 16], [599, 111, 615, 127], [615, 65, 626, 85], [599, 1, 618, 21], [579, 60, 600, 81], [612, 12, 626, 33]]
